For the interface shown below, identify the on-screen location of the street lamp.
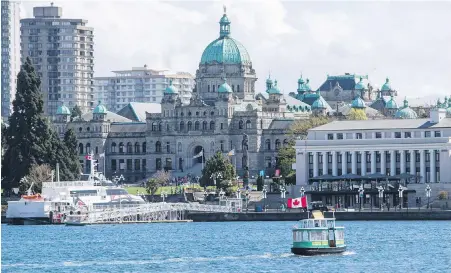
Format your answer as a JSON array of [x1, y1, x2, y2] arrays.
[[262, 186, 267, 212], [160, 191, 168, 203], [280, 186, 286, 212], [378, 186, 384, 211], [425, 184, 431, 210], [210, 172, 223, 189], [300, 187, 305, 197], [358, 185, 364, 212], [219, 189, 225, 200], [236, 189, 241, 199], [398, 185, 404, 209], [203, 190, 208, 203]]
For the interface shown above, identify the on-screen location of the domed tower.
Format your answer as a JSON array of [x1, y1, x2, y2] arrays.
[[446, 98, 451, 117], [351, 93, 366, 109], [296, 75, 311, 100], [162, 80, 179, 104], [56, 104, 71, 123], [384, 95, 399, 117], [93, 101, 108, 121], [196, 7, 257, 103], [395, 98, 418, 119], [381, 78, 396, 97], [312, 90, 329, 117], [266, 74, 273, 92]]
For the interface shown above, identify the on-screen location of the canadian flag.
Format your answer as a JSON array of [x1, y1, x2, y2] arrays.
[[287, 196, 308, 208], [85, 154, 92, 160]]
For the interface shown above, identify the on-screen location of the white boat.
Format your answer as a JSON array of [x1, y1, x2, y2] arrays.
[[6, 155, 147, 225]]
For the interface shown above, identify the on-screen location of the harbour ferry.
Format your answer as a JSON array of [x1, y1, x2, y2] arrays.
[[291, 210, 346, 255]]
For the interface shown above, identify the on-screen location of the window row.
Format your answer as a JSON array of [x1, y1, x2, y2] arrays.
[[308, 151, 440, 164], [111, 159, 147, 171], [327, 130, 442, 140], [111, 142, 147, 153], [265, 139, 289, 150]]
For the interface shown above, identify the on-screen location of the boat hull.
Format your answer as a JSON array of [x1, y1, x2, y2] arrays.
[[291, 246, 347, 256]]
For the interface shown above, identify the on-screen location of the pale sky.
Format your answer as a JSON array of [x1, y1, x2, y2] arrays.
[[21, 0, 451, 105]]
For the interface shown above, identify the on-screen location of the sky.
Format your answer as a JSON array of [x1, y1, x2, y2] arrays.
[[21, 0, 451, 105]]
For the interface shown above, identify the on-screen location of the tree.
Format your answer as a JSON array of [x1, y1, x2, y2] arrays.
[[276, 117, 330, 183], [145, 178, 160, 202], [348, 108, 368, 120], [63, 128, 81, 177], [19, 164, 52, 194], [1, 58, 80, 190], [200, 151, 236, 188], [153, 170, 171, 186], [71, 105, 82, 121]]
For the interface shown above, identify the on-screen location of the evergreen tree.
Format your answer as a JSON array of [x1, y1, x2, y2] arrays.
[[200, 151, 236, 187], [1, 58, 80, 189], [63, 128, 81, 177], [71, 105, 82, 121]]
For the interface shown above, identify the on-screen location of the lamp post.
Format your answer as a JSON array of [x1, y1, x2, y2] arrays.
[[300, 186, 305, 212], [398, 185, 404, 209], [203, 190, 208, 204], [425, 184, 431, 210], [262, 186, 267, 212], [280, 186, 286, 212], [160, 191, 168, 203], [210, 172, 223, 190], [219, 189, 225, 201], [358, 185, 364, 212], [236, 188, 241, 199], [245, 190, 250, 213], [378, 186, 384, 211]]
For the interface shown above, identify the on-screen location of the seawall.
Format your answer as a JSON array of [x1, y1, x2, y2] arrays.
[[186, 211, 451, 222]]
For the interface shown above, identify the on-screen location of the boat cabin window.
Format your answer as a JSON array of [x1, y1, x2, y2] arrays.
[[106, 189, 128, 196], [335, 230, 344, 240], [69, 190, 98, 197]]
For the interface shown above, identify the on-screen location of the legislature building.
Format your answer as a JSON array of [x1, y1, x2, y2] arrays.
[[53, 9, 311, 182]]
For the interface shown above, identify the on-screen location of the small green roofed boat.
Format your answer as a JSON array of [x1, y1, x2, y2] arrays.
[[291, 210, 346, 255]]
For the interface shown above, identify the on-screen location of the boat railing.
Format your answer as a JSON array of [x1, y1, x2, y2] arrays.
[[42, 181, 95, 188], [298, 219, 336, 229]]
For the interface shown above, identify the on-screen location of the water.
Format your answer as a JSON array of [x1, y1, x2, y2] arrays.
[[2, 221, 451, 273]]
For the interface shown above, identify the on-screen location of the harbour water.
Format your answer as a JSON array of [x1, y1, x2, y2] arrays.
[[2, 221, 451, 273]]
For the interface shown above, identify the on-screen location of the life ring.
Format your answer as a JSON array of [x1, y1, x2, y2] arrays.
[[22, 194, 43, 200]]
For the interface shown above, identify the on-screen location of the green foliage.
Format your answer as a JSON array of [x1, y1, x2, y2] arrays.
[[200, 151, 236, 187], [19, 164, 52, 194], [276, 117, 330, 182], [348, 108, 368, 120], [71, 105, 82, 121], [1, 58, 81, 190], [438, 191, 448, 200]]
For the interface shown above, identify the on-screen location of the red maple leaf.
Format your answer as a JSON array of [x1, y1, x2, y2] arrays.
[[293, 199, 300, 206]]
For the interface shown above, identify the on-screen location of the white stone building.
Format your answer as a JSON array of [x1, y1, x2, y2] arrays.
[[93, 66, 195, 112]]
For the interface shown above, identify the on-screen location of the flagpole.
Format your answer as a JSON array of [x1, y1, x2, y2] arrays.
[[202, 148, 204, 171]]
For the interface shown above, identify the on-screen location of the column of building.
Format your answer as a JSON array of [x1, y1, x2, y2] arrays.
[[322, 152, 328, 175], [313, 152, 318, 177], [341, 152, 347, 175], [361, 151, 367, 176], [430, 149, 436, 183], [371, 151, 376, 174], [351, 151, 357, 174], [420, 150, 426, 183], [332, 151, 338, 176], [410, 150, 416, 176], [390, 150, 396, 176], [400, 150, 406, 174], [381, 151, 386, 174]]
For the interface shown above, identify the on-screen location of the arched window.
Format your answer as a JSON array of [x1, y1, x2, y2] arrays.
[[95, 146, 99, 154], [260, 119, 263, 129], [195, 121, 200, 130], [78, 143, 84, 155], [142, 142, 147, 153], [211, 111, 214, 116], [208, 85, 210, 92], [111, 142, 117, 153], [78, 127, 82, 132], [265, 139, 271, 150], [237, 85, 240, 92], [246, 120, 251, 129], [210, 141, 215, 152], [86, 143, 91, 154], [188, 111, 192, 117], [283, 139, 289, 147], [275, 139, 281, 150], [127, 142, 132, 153], [166, 123, 170, 131], [203, 111, 207, 116], [202, 121, 208, 130], [187, 121, 192, 131], [232, 85, 235, 91], [152, 122, 157, 131], [119, 142, 124, 153], [210, 121, 215, 130], [239, 120, 244, 129], [135, 142, 140, 153], [213, 85, 216, 92], [155, 141, 161, 152], [158, 122, 162, 131], [178, 142, 182, 153], [180, 121, 185, 131]]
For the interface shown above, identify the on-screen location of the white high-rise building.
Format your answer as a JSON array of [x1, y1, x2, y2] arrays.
[[1, 0, 21, 119], [93, 65, 195, 112], [20, 4, 94, 116]]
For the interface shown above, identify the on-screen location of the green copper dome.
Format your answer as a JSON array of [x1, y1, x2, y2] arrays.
[[385, 96, 398, 109], [354, 77, 366, 90], [351, 93, 366, 109], [164, 80, 178, 94], [218, 79, 233, 93], [93, 101, 107, 114], [56, 104, 71, 115], [395, 98, 417, 119], [297, 76, 311, 93], [381, 78, 392, 91], [446, 99, 451, 115], [312, 91, 328, 109], [268, 80, 281, 94], [200, 9, 251, 65]]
